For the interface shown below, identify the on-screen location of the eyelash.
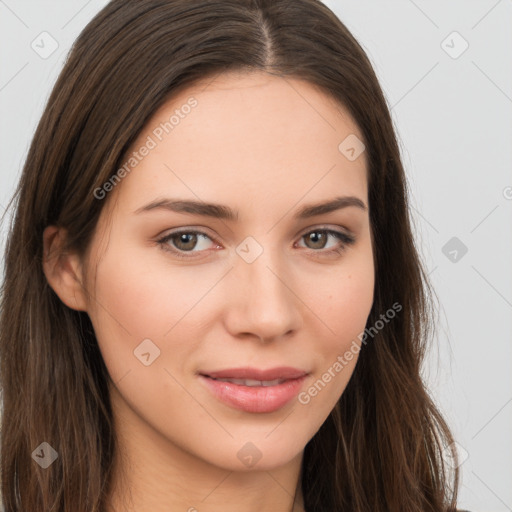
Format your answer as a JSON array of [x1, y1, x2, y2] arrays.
[[156, 227, 356, 260]]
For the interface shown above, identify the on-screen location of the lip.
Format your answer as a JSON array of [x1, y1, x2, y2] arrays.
[[200, 366, 308, 381], [199, 374, 308, 413], [198, 366, 309, 414]]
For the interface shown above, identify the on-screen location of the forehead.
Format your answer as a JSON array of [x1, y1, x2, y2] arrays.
[[111, 70, 368, 216]]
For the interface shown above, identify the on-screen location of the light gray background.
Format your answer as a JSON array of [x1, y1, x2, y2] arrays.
[[0, 1, 511, 511]]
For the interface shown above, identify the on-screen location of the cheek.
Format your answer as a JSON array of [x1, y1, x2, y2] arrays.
[[299, 253, 374, 405], [84, 244, 227, 380], [89, 245, 211, 333], [304, 254, 374, 345]]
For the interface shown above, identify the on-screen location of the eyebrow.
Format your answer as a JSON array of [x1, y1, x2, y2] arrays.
[[134, 195, 367, 221]]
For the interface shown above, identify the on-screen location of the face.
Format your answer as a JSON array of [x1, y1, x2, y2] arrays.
[[79, 71, 374, 473]]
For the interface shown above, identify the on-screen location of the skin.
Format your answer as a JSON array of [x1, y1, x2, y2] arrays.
[[43, 70, 375, 512]]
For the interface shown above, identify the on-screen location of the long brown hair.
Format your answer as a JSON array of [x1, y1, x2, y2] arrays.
[[0, 0, 460, 510]]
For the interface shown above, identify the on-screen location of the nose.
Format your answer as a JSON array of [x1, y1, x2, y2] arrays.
[[223, 249, 303, 343]]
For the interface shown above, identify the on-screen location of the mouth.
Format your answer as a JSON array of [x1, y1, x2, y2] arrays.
[[199, 366, 308, 381], [204, 376, 288, 387], [197, 366, 309, 413]]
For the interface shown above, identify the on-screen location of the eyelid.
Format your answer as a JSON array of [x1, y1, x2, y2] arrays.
[[295, 223, 354, 240]]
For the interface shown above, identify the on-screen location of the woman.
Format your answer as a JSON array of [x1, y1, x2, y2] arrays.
[[0, 0, 466, 510]]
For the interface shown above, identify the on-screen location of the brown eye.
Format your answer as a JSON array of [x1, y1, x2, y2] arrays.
[[303, 231, 329, 250], [172, 232, 199, 251], [297, 228, 356, 256], [157, 230, 218, 259]]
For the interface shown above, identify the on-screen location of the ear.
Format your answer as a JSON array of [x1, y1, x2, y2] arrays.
[[42, 225, 88, 312]]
